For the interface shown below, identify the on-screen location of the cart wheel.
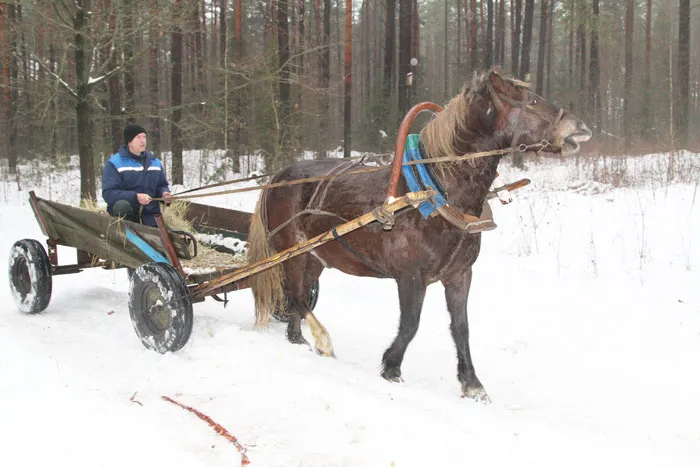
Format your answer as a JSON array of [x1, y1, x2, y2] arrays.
[[129, 262, 193, 353], [272, 279, 320, 322], [8, 239, 53, 314]]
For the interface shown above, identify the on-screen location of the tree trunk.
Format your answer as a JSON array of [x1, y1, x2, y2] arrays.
[[278, 0, 291, 164], [444, 0, 449, 97], [0, 0, 13, 171], [677, 0, 689, 146], [398, 0, 411, 117], [589, 0, 600, 133], [486, 0, 493, 67], [383, 0, 396, 94], [512, 0, 521, 76], [624, 0, 633, 145], [535, 0, 548, 95], [171, 0, 184, 185], [75, 0, 96, 201], [469, 0, 478, 72], [319, 0, 330, 155], [123, 0, 136, 118], [642, 0, 651, 135], [149, 0, 160, 156], [519, 0, 533, 80], [343, 0, 352, 158]]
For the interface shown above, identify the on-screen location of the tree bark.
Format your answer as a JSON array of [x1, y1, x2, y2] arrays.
[[75, 0, 96, 201], [486, 0, 493, 67], [0, 0, 13, 171], [678, 0, 689, 146], [107, 0, 122, 154], [123, 0, 136, 118], [589, 0, 600, 133], [520, 0, 533, 80], [383, 0, 396, 94], [149, 0, 160, 156], [343, 0, 352, 158], [512, 0, 521, 76], [535, 0, 548, 95], [171, 0, 184, 184], [278, 0, 291, 163], [398, 0, 411, 117], [624, 0, 633, 145], [469, 0, 478, 72]]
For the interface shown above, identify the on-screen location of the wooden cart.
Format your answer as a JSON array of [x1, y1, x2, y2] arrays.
[[8, 190, 433, 352]]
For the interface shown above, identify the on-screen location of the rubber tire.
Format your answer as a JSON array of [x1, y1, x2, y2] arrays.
[[272, 279, 320, 322], [8, 239, 53, 314], [129, 262, 193, 353]]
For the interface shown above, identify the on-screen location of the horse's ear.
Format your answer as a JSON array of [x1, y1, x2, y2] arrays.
[[486, 68, 507, 112]]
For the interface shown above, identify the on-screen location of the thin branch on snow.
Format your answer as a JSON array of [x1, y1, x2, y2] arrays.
[[162, 396, 250, 465]]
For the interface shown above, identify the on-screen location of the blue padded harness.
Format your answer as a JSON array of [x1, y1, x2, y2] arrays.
[[401, 134, 447, 218]]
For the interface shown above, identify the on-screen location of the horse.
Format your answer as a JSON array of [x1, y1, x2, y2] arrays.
[[247, 67, 592, 402]]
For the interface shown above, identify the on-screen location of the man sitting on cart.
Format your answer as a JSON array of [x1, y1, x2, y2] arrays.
[[102, 123, 173, 227]]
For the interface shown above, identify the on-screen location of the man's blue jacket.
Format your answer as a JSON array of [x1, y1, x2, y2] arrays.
[[102, 146, 170, 227]]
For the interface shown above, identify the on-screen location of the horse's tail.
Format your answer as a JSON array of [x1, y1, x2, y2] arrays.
[[248, 191, 285, 328]]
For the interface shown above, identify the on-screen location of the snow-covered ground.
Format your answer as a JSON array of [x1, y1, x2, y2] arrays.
[[1, 150, 699, 466]]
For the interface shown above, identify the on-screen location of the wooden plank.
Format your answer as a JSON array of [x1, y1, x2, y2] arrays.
[[36, 198, 192, 261], [40, 202, 149, 268], [185, 202, 252, 235]]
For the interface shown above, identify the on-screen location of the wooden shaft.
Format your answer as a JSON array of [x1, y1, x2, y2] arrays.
[[155, 214, 185, 276], [190, 190, 434, 300]]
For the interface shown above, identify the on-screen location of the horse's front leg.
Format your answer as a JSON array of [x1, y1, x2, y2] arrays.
[[443, 268, 490, 403], [381, 274, 427, 382]]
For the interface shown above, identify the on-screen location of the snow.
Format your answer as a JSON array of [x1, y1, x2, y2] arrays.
[[1, 150, 699, 466]]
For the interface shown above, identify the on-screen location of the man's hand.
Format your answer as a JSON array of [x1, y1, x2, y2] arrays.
[[136, 193, 152, 205], [161, 192, 173, 203]]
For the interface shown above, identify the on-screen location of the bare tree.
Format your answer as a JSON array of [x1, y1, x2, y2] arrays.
[[624, 0, 633, 145], [589, 0, 600, 132], [520, 0, 533, 79], [677, 0, 689, 146], [343, 0, 352, 158], [172, 0, 184, 184], [398, 0, 411, 116], [535, 0, 548, 95]]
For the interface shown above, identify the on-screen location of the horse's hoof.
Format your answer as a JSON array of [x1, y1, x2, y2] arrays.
[[381, 367, 403, 383], [315, 347, 336, 358], [461, 386, 491, 404]]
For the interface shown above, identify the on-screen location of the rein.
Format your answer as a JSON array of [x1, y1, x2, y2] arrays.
[[153, 144, 539, 203]]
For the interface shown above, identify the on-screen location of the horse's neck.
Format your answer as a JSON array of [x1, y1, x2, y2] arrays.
[[443, 154, 501, 215]]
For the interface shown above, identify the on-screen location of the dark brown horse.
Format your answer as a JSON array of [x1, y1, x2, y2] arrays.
[[248, 67, 591, 402]]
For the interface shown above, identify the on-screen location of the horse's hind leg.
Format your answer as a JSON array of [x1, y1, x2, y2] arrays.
[[283, 255, 334, 356], [443, 268, 490, 403], [381, 275, 427, 382]]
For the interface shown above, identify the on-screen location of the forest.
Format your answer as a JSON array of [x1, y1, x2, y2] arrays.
[[0, 0, 697, 200]]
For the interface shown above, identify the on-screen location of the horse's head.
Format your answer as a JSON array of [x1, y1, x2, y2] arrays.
[[470, 67, 592, 155]]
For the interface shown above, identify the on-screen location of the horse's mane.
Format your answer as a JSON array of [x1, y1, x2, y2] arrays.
[[420, 71, 491, 162]]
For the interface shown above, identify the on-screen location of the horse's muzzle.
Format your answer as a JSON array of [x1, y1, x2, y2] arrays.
[[562, 122, 592, 154]]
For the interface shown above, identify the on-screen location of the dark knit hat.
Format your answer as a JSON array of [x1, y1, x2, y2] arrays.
[[124, 123, 147, 144]]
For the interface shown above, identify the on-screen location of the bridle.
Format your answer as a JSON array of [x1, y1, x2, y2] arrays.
[[486, 76, 564, 155]]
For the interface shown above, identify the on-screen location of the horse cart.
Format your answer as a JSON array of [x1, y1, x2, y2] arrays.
[[7, 188, 436, 353]]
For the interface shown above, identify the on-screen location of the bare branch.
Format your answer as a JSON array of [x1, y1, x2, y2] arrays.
[[30, 53, 78, 99]]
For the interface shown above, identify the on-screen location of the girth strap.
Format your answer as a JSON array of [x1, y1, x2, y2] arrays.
[[331, 227, 391, 277]]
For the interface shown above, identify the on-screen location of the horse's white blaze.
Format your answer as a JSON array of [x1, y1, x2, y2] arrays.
[[305, 311, 335, 357]]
